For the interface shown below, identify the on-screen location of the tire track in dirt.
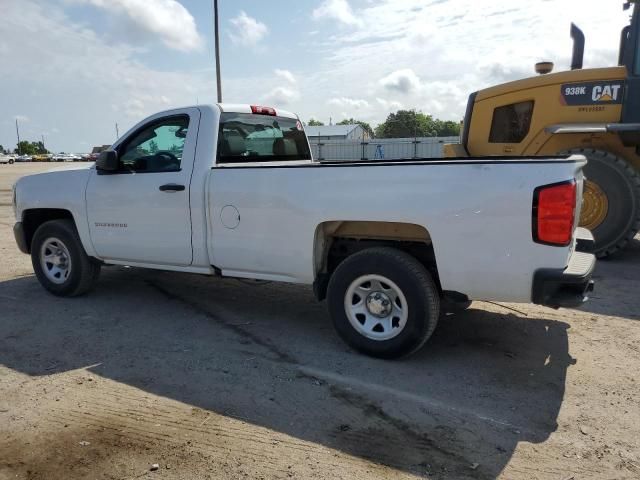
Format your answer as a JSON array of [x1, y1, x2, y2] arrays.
[[18, 383, 420, 480], [143, 278, 485, 478]]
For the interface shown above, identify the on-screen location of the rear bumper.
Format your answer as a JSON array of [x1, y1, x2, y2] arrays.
[[532, 229, 596, 309], [13, 222, 29, 254], [574, 226, 595, 253]]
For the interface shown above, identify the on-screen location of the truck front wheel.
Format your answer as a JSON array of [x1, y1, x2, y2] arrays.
[[327, 247, 440, 359], [31, 219, 101, 296], [563, 149, 640, 258]]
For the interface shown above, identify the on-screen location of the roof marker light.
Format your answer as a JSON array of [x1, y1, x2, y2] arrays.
[[250, 105, 277, 116]]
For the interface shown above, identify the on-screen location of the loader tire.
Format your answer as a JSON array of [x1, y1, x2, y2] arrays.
[[563, 148, 640, 258]]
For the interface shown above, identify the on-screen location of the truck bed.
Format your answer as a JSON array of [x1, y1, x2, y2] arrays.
[[208, 155, 586, 302]]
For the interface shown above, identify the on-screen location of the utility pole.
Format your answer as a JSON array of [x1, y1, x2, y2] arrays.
[[41, 134, 46, 152], [214, 0, 223, 103], [15, 118, 21, 155], [115, 123, 120, 139]]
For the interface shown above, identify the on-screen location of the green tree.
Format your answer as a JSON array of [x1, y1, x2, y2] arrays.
[[432, 120, 461, 137], [168, 143, 182, 154], [0, 145, 5, 154], [375, 110, 460, 138], [15, 141, 48, 155], [307, 119, 324, 126], [337, 118, 375, 138], [148, 140, 159, 154]]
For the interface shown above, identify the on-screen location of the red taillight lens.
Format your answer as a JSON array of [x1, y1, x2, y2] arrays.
[[533, 181, 577, 246], [250, 105, 277, 116]]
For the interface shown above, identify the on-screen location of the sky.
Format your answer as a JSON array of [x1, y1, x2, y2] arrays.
[[0, 0, 634, 153]]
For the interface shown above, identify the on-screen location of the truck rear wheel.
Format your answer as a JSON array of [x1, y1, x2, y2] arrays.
[[327, 247, 440, 359], [564, 148, 640, 258], [31, 219, 101, 296]]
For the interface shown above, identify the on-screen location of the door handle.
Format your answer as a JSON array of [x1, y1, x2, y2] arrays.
[[159, 184, 185, 192]]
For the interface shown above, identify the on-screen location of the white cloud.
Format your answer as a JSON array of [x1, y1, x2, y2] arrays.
[[328, 97, 370, 109], [123, 98, 146, 119], [313, 0, 361, 26], [376, 98, 403, 111], [0, 0, 211, 152], [2, 0, 633, 151], [301, 0, 629, 126], [262, 87, 300, 106], [229, 11, 269, 46], [379, 69, 421, 94], [274, 69, 297, 84], [72, 0, 203, 51]]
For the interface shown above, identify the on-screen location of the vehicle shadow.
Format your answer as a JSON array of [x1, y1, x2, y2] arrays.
[[579, 236, 640, 320], [0, 269, 573, 479]]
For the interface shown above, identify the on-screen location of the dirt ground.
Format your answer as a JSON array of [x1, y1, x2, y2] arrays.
[[0, 162, 639, 480]]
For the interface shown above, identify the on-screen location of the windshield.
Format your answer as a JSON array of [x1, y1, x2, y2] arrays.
[[217, 113, 311, 164]]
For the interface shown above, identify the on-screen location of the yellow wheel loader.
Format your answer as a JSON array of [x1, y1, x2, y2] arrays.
[[445, 1, 640, 258]]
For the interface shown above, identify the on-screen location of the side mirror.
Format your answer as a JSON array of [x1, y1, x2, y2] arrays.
[[96, 150, 118, 174]]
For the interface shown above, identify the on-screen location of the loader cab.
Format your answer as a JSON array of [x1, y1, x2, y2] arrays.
[[444, 0, 640, 259], [619, 1, 640, 129], [457, 0, 640, 157]]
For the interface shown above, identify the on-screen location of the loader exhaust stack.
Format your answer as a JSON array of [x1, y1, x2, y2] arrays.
[[571, 23, 585, 70]]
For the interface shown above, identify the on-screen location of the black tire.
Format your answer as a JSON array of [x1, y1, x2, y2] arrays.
[[563, 149, 640, 258], [327, 247, 440, 359], [31, 219, 100, 296], [9, 159, 14, 164]]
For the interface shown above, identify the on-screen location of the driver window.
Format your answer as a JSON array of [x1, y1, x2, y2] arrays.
[[119, 115, 189, 173]]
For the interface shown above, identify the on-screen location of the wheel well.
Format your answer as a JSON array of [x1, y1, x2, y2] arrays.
[[313, 221, 441, 300], [22, 209, 74, 253]]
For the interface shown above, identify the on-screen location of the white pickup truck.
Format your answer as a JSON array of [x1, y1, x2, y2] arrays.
[[12, 104, 596, 358]]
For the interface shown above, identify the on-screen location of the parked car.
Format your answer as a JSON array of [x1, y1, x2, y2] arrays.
[[15, 155, 32, 162], [32, 154, 53, 162], [0, 154, 15, 164], [11, 104, 596, 358]]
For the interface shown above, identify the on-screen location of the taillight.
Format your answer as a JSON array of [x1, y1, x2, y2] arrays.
[[533, 180, 577, 246], [250, 105, 277, 116]]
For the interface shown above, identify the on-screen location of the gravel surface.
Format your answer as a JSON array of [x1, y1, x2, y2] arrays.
[[1, 163, 639, 479]]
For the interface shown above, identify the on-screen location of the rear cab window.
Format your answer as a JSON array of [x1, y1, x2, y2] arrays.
[[217, 112, 311, 165]]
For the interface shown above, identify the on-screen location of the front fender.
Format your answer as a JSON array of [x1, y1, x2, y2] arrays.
[[15, 167, 97, 258]]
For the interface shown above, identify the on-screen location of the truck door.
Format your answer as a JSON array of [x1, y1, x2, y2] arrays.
[[85, 108, 200, 266]]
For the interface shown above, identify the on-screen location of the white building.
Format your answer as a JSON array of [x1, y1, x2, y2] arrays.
[[305, 124, 369, 141]]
